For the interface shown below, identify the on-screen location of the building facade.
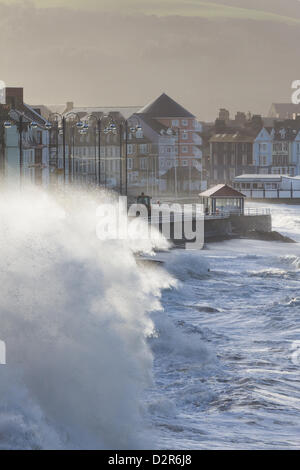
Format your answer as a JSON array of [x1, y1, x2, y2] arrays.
[[1, 87, 50, 188], [209, 132, 255, 185], [234, 174, 300, 200], [136, 93, 205, 194], [253, 126, 300, 176]]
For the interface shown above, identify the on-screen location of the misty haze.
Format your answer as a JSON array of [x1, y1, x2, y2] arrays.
[[1, 0, 300, 455]]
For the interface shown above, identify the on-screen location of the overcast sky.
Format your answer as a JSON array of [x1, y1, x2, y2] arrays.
[[1, 0, 300, 120]]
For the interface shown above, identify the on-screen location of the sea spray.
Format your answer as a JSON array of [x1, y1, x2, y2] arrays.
[[0, 186, 174, 449]]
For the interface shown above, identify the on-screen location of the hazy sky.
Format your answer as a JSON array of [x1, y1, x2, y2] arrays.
[[1, 0, 300, 119]]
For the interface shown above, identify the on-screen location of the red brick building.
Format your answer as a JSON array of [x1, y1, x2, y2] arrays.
[[136, 93, 204, 194]]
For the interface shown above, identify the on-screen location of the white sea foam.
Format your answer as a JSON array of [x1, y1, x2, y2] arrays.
[[2, 193, 300, 449], [0, 186, 175, 449], [162, 251, 210, 281], [280, 255, 300, 270]]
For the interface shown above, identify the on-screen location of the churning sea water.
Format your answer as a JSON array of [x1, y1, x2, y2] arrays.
[[0, 189, 299, 449], [148, 202, 300, 449]]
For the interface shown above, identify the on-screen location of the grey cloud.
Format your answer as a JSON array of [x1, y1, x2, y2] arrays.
[[0, 2, 299, 120]]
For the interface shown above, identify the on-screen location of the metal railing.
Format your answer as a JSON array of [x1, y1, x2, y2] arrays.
[[204, 211, 230, 219], [204, 208, 271, 218], [244, 207, 271, 216]]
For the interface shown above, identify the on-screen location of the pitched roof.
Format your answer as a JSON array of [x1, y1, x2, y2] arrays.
[[209, 132, 255, 143], [137, 93, 195, 118], [269, 103, 300, 118], [199, 184, 246, 198], [9, 103, 48, 127], [234, 174, 292, 181], [137, 114, 169, 134]]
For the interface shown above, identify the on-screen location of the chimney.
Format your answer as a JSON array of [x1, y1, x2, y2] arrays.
[[219, 108, 230, 124], [65, 101, 74, 112], [235, 112, 246, 126], [5, 87, 24, 109]]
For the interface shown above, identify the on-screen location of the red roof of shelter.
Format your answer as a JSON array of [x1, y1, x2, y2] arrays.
[[199, 184, 246, 198]]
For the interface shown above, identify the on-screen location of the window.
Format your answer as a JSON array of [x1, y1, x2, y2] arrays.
[[172, 120, 179, 127], [127, 158, 133, 170], [182, 119, 188, 126], [272, 155, 288, 166], [139, 144, 148, 154], [140, 158, 147, 170], [260, 155, 267, 166], [182, 160, 188, 166], [127, 144, 133, 155], [182, 146, 188, 153], [182, 132, 188, 140], [259, 143, 267, 152], [135, 130, 143, 139]]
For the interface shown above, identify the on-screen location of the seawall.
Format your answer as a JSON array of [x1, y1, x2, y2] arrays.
[[156, 213, 272, 245]]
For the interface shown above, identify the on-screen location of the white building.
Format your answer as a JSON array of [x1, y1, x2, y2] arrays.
[[253, 127, 300, 176], [4, 107, 50, 188], [234, 174, 300, 200]]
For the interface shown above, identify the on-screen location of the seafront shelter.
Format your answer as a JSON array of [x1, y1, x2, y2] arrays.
[[199, 184, 246, 215]]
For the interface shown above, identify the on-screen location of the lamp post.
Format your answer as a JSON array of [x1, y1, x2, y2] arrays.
[[18, 115, 24, 184], [102, 117, 118, 190], [45, 120, 53, 170], [84, 114, 102, 186], [1, 108, 45, 187], [47, 113, 64, 178], [17, 115, 38, 187], [48, 113, 64, 182], [165, 126, 179, 199], [47, 112, 84, 184], [0, 106, 11, 178], [119, 116, 142, 196], [83, 115, 120, 189], [64, 112, 84, 185], [105, 120, 118, 191]]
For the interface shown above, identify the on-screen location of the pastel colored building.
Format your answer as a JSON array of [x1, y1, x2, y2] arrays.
[[136, 93, 205, 194], [253, 126, 300, 176], [1, 87, 50, 188]]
